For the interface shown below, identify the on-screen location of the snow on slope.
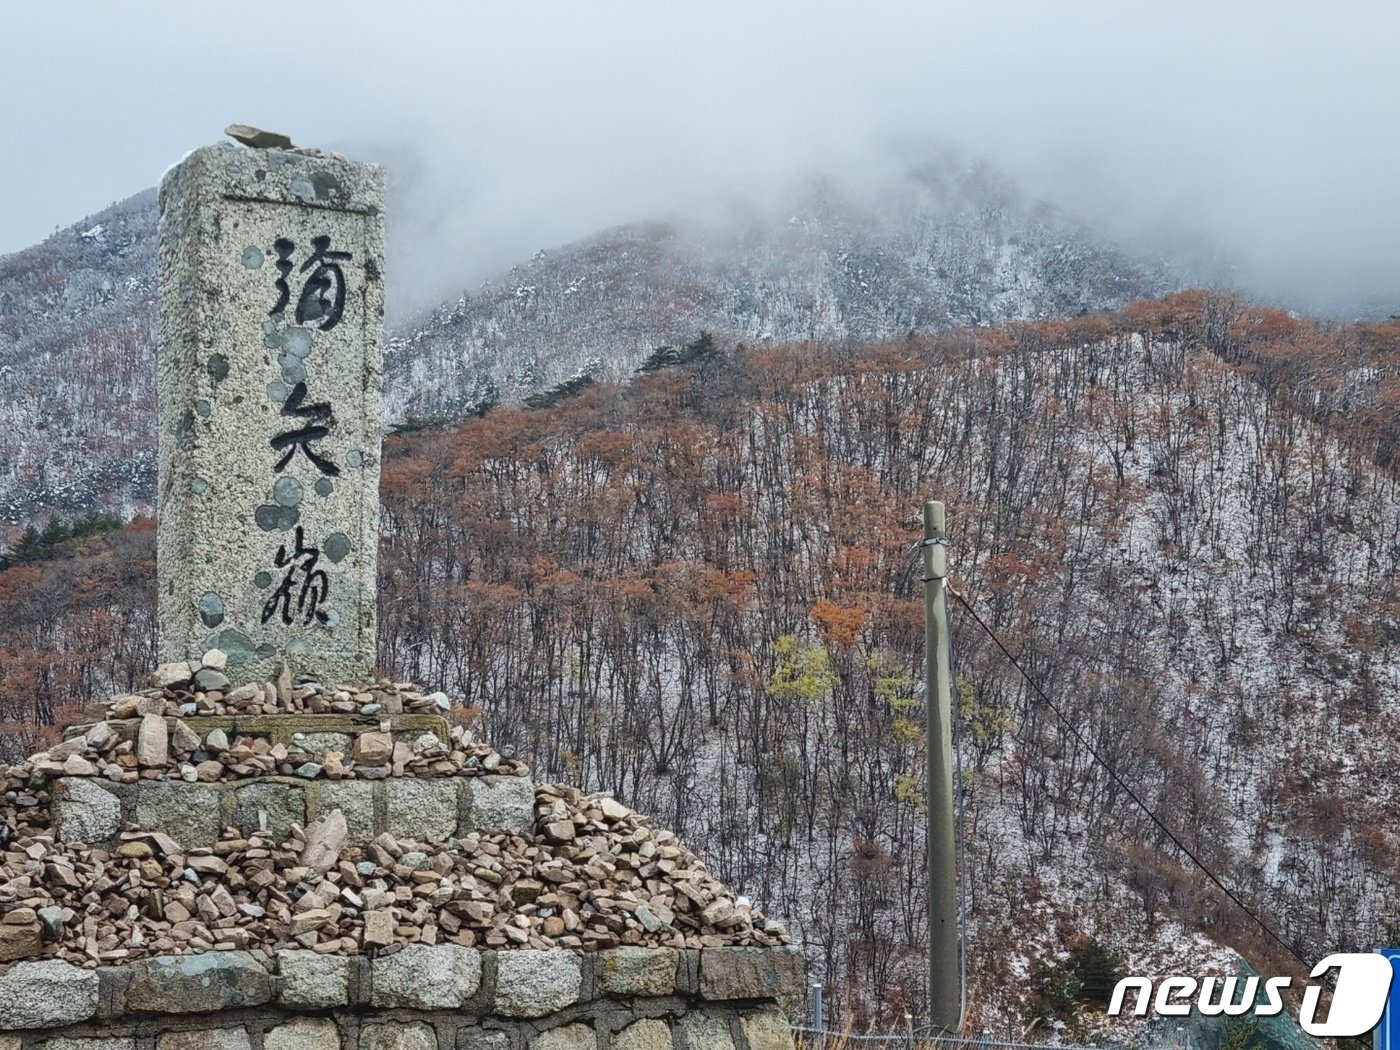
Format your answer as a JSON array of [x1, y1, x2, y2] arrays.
[[575, 327, 1400, 1030], [0, 162, 1177, 530], [936, 331, 1400, 1035], [388, 166, 1176, 421]]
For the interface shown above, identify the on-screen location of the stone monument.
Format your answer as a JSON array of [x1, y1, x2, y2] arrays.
[[0, 134, 803, 1047], [157, 142, 385, 685]]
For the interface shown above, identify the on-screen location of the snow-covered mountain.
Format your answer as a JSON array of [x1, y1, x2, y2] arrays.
[[0, 190, 158, 526], [0, 160, 1177, 530], [388, 165, 1177, 420]]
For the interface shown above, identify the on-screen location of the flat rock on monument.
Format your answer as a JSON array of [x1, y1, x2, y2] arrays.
[[224, 123, 296, 150]]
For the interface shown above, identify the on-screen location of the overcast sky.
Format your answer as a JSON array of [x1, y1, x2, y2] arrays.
[[3, 2, 1399, 317]]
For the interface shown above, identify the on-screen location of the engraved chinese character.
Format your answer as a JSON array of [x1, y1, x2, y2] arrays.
[[269, 237, 295, 316], [296, 234, 352, 331], [260, 526, 330, 626], [270, 381, 340, 476], [266, 234, 352, 331]]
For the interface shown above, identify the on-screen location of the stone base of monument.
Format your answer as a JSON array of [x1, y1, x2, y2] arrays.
[[0, 673, 802, 1046], [0, 943, 802, 1049], [50, 709, 536, 850]]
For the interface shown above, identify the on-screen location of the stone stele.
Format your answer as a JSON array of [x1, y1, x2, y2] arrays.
[[157, 142, 385, 685]]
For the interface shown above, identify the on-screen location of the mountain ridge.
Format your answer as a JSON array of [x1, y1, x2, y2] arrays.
[[0, 160, 1178, 531]]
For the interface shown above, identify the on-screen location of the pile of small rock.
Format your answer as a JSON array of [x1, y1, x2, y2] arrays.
[[0, 653, 531, 792], [108, 649, 458, 719], [14, 716, 527, 789], [0, 658, 791, 970], [0, 782, 789, 966]]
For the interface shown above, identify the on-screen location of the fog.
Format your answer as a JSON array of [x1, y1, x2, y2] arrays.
[[3, 1, 1398, 318]]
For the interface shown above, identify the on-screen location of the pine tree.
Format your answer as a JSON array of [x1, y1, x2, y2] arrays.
[[524, 374, 595, 409], [636, 345, 678, 373], [636, 332, 720, 374], [1074, 937, 1122, 1005]]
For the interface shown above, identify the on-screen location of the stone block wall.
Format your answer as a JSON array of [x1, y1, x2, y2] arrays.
[[52, 771, 534, 850], [0, 945, 803, 1049]]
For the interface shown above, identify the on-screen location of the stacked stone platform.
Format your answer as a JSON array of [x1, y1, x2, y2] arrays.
[[0, 665, 803, 1045]]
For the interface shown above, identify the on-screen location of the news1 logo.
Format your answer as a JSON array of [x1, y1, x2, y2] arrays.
[[1108, 953, 1398, 1039]]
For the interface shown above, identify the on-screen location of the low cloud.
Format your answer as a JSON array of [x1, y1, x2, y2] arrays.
[[3, 1, 1397, 317]]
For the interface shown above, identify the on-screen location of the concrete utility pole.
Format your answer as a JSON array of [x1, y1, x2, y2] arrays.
[[923, 500, 961, 1032]]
